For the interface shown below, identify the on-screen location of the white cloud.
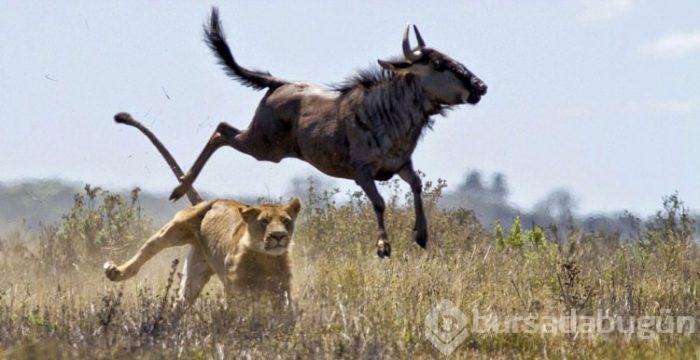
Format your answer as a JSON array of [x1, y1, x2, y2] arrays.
[[577, 0, 634, 22], [652, 98, 699, 114], [624, 98, 700, 115], [641, 32, 700, 59]]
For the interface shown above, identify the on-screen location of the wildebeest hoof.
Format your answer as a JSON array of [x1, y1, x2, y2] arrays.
[[103, 261, 122, 281], [170, 183, 188, 201], [376, 240, 391, 258], [414, 229, 428, 249]]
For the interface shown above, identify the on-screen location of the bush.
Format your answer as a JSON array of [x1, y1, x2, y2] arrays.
[[38, 185, 153, 272]]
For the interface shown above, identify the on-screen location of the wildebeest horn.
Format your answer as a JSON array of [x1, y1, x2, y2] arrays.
[[413, 25, 426, 48], [402, 25, 421, 62]]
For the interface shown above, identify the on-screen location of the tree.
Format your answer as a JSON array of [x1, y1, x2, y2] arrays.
[[490, 173, 509, 201], [460, 170, 484, 192], [534, 189, 577, 220]]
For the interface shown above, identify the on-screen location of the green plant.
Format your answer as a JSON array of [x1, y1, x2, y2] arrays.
[[494, 221, 505, 250], [506, 215, 525, 248], [495, 216, 548, 251], [39, 184, 153, 271], [528, 225, 546, 247], [641, 193, 695, 266]]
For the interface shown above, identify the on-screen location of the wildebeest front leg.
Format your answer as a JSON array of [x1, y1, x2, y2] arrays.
[[398, 163, 428, 248], [170, 122, 245, 201], [355, 174, 391, 258]]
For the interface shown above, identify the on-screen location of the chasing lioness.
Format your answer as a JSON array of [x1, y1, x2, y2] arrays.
[[104, 198, 300, 310], [105, 112, 301, 312]]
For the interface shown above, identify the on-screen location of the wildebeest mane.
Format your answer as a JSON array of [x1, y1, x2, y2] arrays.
[[330, 63, 453, 118], [330, 66, 395, 95]]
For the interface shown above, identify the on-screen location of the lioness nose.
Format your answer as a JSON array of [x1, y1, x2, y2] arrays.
[[269, 232, 287, 243]]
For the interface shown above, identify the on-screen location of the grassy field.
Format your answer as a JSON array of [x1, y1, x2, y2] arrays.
[[0, 181, 698, 359]]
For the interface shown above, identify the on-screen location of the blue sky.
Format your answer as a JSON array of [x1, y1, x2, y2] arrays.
[[1, 1, 698, 215]]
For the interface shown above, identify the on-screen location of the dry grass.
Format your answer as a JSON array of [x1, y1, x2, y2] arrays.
[[0, 181, 698, 359]]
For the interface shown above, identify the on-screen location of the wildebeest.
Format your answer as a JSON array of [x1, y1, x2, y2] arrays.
[[129, 7, 487, 257]]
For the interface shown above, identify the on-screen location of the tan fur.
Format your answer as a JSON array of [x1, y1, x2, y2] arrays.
[[104, 198, 301, 311]]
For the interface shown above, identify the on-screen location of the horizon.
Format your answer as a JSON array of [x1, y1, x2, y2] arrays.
[[0, 174, 693, 218]]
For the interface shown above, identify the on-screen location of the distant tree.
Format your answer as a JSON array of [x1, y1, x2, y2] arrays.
[[490, 173, 509, 201], [460, 170, 484, 192], [534, 189, 577, 220], [286, 175, 336, 203]]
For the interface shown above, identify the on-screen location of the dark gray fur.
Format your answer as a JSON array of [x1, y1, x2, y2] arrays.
[[158, 7, 488, 257]]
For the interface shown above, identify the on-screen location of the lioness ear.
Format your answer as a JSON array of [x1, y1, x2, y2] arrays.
[[241, 206, 261, 223], [285, 198, 302, 219]]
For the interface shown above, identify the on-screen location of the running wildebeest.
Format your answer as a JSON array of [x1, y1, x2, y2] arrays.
[[125, 7, 487, 257]]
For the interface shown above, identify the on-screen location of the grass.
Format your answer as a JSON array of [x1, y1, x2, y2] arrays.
[[0, 181, 698, 359]]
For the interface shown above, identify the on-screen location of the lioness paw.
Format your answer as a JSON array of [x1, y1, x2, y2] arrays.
[[103, 261, 122, 281]]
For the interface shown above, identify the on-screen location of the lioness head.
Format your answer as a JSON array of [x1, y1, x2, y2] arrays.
[[240, 198, 301, 256]]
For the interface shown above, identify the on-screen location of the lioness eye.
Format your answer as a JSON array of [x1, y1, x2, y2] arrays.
[[260, 218, 270, 226], [282, 217, 292, 225]]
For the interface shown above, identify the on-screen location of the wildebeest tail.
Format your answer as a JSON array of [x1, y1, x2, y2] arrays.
[[113, 112, 204, 205], [204, 8, 286, 91]]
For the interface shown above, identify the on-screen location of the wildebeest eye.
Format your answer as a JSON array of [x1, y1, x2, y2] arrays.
[[432, 59, 444, 71]]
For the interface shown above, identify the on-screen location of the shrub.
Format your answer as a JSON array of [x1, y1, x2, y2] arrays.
[[39, 185, 153, 272]]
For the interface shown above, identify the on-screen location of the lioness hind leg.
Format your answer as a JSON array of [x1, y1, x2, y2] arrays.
[[173, 246, 215, 315], [104, 220, 193, 282]]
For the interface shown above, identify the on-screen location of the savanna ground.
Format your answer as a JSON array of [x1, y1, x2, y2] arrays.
[[0, 180, 698, 359]]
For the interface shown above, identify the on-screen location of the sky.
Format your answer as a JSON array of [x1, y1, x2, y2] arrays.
[[1, 1, 698, 215]]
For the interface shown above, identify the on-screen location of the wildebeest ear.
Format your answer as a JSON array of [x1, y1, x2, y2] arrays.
[[378, 59, 412, 71], [241, 206, 261, 223], [285, 198, 302, 219]]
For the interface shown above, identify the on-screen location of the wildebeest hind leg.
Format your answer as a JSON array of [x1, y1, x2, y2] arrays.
[[170, 122, 247, 201]]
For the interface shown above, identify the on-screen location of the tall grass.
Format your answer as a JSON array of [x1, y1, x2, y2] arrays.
[[0, 181, 697, 359]]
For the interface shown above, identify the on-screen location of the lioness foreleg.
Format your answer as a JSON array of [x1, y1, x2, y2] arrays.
[[104, 220, 193, 282]]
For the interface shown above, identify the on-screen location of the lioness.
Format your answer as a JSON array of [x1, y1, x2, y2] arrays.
[[104, 197, 301, 310]]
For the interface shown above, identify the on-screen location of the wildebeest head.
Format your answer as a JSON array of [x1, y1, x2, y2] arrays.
[[378, 25, 487, 107]]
